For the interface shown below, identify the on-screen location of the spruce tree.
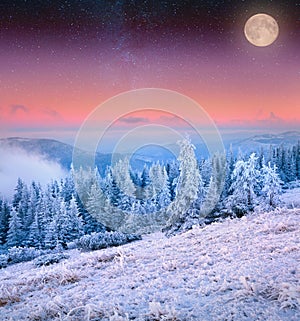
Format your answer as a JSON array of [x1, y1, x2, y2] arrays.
[[164, 138, 200, 233], [261, 162, 283, 208], [0, 200, 10, 245], [7, 207, 22, 248], [227, 153, 260, 216]]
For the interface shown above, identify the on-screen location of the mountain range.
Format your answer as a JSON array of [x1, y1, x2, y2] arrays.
[[0, 131, 299, 171]]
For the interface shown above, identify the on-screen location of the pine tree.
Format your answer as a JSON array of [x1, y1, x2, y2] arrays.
[[21, 182, 41, 246], [164, 138, 200, 233], [166, 160, 180, 201], [157, 166, 172, 210], [222, 145, 235, 200], [0, 199, 10, 245], [261, 162, 283, 208], [202, 153, 226, 216], [76, 194, 106, 234], [138, 165, 151, 200], [227, 153, 260, 216], [67, 196, 84, 240], [27, 211, 42, 248], [44, 219, 58, 249], [61, 175, 76, 203], [12, 178, 25, 210], [7, 207, 22, 248], [112, 158, 136, 197]]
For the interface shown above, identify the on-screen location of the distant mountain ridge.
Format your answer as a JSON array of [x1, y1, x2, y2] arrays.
[[230, 131, 300, 154], [0, 137, 115, 175], [0, 131, 299, 171]]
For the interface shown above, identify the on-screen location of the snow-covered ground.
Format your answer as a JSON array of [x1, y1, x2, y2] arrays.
[[281, 187, 300, 208], [0, 209, 299, 321]]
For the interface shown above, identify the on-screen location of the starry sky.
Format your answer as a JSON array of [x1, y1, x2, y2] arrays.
[[0, 0, 299, 146]]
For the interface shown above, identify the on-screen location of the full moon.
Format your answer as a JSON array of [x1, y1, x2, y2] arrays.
[[244, 13, 279, 47]]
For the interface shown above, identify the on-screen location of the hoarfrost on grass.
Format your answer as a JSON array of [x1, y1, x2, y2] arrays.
[[0, 208, 299, 320]]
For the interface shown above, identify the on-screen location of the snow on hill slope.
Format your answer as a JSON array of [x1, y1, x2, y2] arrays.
[[0, 209, 299, 321], [281, 188, 300, 208]]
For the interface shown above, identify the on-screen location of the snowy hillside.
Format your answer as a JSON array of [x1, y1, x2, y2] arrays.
[[281, 188, 300, 208], [0, 209, 299, 320], [230, 131, 300, 154], [0, 137, 118, 175]]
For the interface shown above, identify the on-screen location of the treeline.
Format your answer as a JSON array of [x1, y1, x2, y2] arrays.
[[0, 141, 299, 248]]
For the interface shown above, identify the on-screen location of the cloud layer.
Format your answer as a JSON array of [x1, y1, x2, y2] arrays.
[[0, 147, 67, 199]]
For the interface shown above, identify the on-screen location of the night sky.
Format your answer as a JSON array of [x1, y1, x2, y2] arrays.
[[0, 1, 299, 144]]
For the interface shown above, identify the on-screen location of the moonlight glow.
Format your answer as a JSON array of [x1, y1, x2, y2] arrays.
[[244, 13, 279, 47]]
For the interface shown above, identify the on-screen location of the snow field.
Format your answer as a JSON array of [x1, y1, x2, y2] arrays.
[[0, 208, 299, 320]]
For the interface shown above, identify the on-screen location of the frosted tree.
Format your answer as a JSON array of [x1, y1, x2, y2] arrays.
[[164, 138, 200, 233], [52, 199, 84, 248], [105, 159, 136, 212], [104, 170, 120, 207], [0, 199, 10, 245], [67, 196, 84, 240], [44, 219, 58, 249], [186, 162, 205, 222], [201, 153, 226, 217], [222, 145, 235, 199], [227, 153, 260, 216], [86, 183, 106, 221], [148, 163, 171, 210], [285, 149, 297, 182], [7, 207, 22, 248], [199, 158, 212, 187], [149, 162, 164, 197], [157, 166, 172, 210], [165, 160, 179, 201], [12, 178, 25, 210], [72, 166, 100, 205], [112, 158, 136, 198], [136, 165, 151, 200], [61, 174, 76, 203], [27, 211, 42, 248], [21, 182, 41, 246], [261, 162, 283, 208]]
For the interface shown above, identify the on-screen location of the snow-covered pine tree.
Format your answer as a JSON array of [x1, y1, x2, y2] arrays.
[[27, 211, 42, 248], [54, 199, 84, 248], [44, 219, 58, 249], [67, 196, 84, 240], [21, 182, 41, 246], [137, 165, 151, 200], [149, 162, 164, 197], [0, 199, 10, 245], [186, 160, 205, 224], [157, 166, 172, 210], [261, 162, 283, 208], [285, 149, 297, 182], [12, 178, 25, 210], [112, 157, 136, 198], [7, 207, 22, 248], [165, 160, 179, 201], [61, 174, 76, 204], [227, 153, 260, 216], [201, 153, 226, 218], [104, 170, 120, 207], [86, 183, 106, 221], [148, 162, 171, 211], [222, 144, 235, 200], [110, 158, 136, 212], [199, 158, 212, 187], [164, 138, 200, 234]]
